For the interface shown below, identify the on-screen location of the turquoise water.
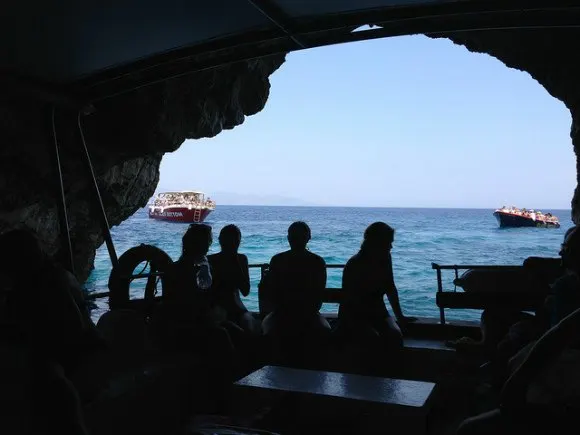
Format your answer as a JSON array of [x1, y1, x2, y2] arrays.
[[85, 206, 573, 321]]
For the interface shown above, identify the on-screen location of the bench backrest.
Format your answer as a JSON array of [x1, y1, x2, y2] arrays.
[[258, 267, 345, 316]]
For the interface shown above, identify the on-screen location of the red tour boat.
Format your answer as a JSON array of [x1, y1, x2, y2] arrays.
[[148, 191, 216, 223]]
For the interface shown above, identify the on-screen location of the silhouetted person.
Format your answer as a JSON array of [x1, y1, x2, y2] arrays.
[[163, 223, 214, 326], [208, 224, 259, 334], [465, 227, 577, 387], [481, 227, 575, 352], [157, 224, 236, 397], [456, 227, 580, 435], [261, 221, 330, 343], [0, 229, 90, 435], [337, 222, 416, 350], [548, 226, 580, 325]]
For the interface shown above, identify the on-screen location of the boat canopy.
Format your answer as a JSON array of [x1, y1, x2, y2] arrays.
[[157, 191, 205, 196], [1, 0, 577, 105]]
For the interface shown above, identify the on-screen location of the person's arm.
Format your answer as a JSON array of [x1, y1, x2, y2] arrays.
[[341, 261, 358, 311], [238, 254, 251, 297], [196, 256, 212, 290], [314, 258, 327, 311], [384, 254, 417, 324], [501, 306, 580, 407], [384, 254, 405, 320], [266, 255, 281, 307]]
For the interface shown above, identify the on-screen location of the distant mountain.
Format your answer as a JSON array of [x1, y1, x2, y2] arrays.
[[152, 187, 319, 206], [211, 191, 319, 206]]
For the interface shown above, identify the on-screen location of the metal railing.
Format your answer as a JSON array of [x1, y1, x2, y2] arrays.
[[88, 261, 526, 326], [86, 263, 347, 300], [431, 262, 523, 325]]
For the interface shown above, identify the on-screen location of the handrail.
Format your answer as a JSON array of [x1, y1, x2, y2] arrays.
[[90, 262, 524, 308], [432, 262, 524, 325], [249, 263, 345, 268], [432, 262, 521, 270], [86, 262, 347, 300]]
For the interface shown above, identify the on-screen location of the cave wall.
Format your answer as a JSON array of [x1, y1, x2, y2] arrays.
[[2, 28, 580, 284], [0, 55, 285, 281]]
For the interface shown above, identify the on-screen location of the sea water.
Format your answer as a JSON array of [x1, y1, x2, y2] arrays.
[[85, 206, 573, 321]]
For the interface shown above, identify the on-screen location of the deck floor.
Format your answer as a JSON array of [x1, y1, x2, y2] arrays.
[[182, 336, 497, 435]]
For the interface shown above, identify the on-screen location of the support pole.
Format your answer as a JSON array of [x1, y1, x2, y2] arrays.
[[77, 113, 119, 268], [436, 267, 446, 325], [48, 106, 75, 274]]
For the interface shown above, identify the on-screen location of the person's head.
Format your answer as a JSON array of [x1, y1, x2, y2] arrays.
[[287, 221, 311, 250], [219, 224, 241, 253], [181, 224, 212, 259], [560, 226, 580, 272], [360, 222, 395, 257]]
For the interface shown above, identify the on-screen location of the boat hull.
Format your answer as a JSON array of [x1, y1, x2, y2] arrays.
[[148, 207, 213, 223], [493, 211, 560, 228]]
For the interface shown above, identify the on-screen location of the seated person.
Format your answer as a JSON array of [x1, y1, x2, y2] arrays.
[[548, 226, 580, 326], [482, 226, 580, 386], [156, 224, 236, 389], [0, 229, 104, 372], [337, 222, 416, 350], [450, 227, 574, 354], [261, 221, 330, 341], [159, 224, 219, 335], [208, 224, 259, 334], [164, 224, 213, 303], [457, 305, 580, 435], [0, 229, 93, 434]]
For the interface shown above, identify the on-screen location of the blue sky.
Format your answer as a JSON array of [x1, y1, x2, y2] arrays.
[[159, 35, 575, 209]]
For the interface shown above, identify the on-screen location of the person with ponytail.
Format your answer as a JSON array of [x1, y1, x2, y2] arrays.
[[337, 222, 416, 350]]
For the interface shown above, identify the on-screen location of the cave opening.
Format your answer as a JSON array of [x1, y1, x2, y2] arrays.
[[84, 34, 575, 321]]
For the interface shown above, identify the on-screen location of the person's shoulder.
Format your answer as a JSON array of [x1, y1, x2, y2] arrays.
[[553, 270, 580, 289], [306, 250, 326, 265], [345, 252, 362, 267], [51, 265, 82, 294], [207, 252, 221, 264], [168, 258, 187, 276], [237, 253, 249, 263], [271, 250, 289, 263]]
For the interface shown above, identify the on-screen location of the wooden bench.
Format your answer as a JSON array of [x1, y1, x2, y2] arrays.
[[235, 365, 436, 435], [432, 262, 553, 324], [436, 291, 546, 311]]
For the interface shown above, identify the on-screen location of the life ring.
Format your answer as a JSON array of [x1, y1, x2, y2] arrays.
[[108, 244, 174, 310]]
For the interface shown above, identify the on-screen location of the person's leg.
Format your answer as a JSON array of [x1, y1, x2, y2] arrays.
[[196, 325, 237, 412], [480, 309, 527, 351], [457, 407, 567, 435], [335, 318, 381, 348], [261, 311, 279, 338], [309, 312, 332, 339], [456, 409, 508, 435], [238, 311, 261, 336], [233, 311, 266, 370], [32, 358, 89, 435], [375, 317, 403, 350]]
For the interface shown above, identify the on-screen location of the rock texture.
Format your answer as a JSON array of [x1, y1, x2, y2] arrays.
[[0, 55, 285, 281], [430, 29, 580, 223]]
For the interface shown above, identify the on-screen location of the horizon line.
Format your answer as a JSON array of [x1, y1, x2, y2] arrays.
[[214, 204, 572, 211]]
